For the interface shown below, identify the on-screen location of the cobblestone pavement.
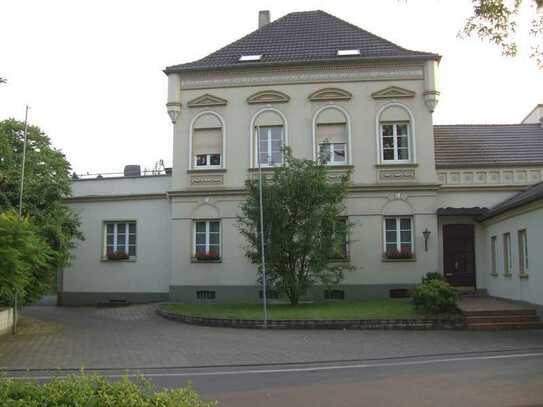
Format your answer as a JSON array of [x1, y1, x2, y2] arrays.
[[1, 304, 542, 370]]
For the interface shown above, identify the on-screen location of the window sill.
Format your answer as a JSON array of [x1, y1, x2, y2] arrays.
[[324, 164, 354, 170], [490, 272, 499, 277], [187, 168, 227, 174], [519, 272, 529, 279], [191, 258, 222, 264], [375, 163, 418, 168], [504, 273, 512, 278], [382, 257, 417, 263], [248, 167, 281, 172], [101, 258, 137, 262]]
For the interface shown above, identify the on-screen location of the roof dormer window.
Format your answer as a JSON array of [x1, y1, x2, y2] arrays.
[[337, 49, 360, 56], [239, 54, 262, 62]]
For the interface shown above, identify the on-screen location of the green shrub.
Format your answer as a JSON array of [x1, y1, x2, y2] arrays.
[[0, 373, 216, 407], [421, 272, 445, 284], [411, 279, 458, 314]]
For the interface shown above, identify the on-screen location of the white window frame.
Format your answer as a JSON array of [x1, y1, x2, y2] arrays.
[[518, 229, 528, 275], [194, 153, 222, 169], [319, 142, 347, 165], [255, 125, 284, 167], [193, 220, 221, 257], [188, 111, 226, 171], [380, 122, 410, 163], [503, 232, 512, 275], [103, 221, 136, 259], [383, 217, 414, 254], [490, 236, 497, 275]]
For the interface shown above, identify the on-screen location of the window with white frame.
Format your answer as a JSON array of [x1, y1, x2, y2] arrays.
[[518, 229, 528, 275], [316, 122, 347, 165], [104, 221, 136, 259], [193, 127, 222, 169], [503, 232, 512, 275], [256, 126, 283, 166], [490, 236, 497, 275], [381, 122, 410, 162], [384, 217, 413, 258], [193, 220, 220, 259]]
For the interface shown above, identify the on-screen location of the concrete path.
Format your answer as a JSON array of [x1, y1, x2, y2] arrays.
[[1, 304, 543, 371]]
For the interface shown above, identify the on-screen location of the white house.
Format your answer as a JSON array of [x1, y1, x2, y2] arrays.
[[61, 10, 543, 307]]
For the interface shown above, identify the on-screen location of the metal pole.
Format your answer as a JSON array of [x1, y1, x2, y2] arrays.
[[13, 105, 29, 335], [257, 129, 268, 328]]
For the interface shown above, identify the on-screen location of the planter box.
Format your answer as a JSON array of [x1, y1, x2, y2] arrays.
[[0, 308, 14, 336]]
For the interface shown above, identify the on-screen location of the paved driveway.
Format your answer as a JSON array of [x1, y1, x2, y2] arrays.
[[1, 304, 543, 370]]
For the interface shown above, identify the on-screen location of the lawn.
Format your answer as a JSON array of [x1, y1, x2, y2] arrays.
[[162, 299, 421, 320]]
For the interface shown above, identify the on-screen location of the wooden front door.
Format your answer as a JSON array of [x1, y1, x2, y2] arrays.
[[443, 224, 475, 287]]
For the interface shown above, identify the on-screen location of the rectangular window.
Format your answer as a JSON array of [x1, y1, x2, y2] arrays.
[[193, 220, 220, 259], [256, 126, 283, 166], [518, 229, 528, 275], [503, 233, 512, 275], [104, 221, 136, 259], [319, 143, 346, 165], [192, 127, 222, 169], [384, 217, 413, 258], [490, 236, 497, 275], [195, 153, 221, 168], [381, 122, 409, 162]]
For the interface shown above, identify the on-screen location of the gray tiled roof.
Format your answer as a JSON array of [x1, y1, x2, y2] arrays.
[[480, 181, 543, 220], [434, 124, 543, 169], [165, 10, 438, 73]]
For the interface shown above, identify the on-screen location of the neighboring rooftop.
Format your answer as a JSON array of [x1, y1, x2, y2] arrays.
[[165, 10, 439, 74], [480, 181, 543, 220], [434, 124, 543, 169]]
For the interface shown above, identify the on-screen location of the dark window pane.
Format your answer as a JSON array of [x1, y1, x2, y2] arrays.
[[400, 219, 411, 230], [210, 154, 221, 166], [195, 245, 206, 254], [107, 235, 114, 245], [400, 231, 411, 242], [196, 155, 207, 166], [195, 222, 206, 233], [398, 148, 409, 160], [382, 125, 393, 137], [106, 223, 114, 233], [129, 235, 136, 245], [128, 223, 136, 234], [209, 222, 219, 233], [397, 136, 409, 148], [195, 234, 206, 245], [386, 231, 397, 243], [385, 219, 397, 230], [396, 124, 408, 136], [117, 235, 125, 246], [383, 149, 394, 160], [382, 137, 394, 148], [128, 245, 136, 256], [117, 223, 125, 234]]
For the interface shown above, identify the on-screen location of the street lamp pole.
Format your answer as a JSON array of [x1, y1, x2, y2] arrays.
[[14, 105, 29, 335], [257, 131, 268, 328]]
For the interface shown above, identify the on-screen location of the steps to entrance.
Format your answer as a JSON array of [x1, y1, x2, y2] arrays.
[[458, 297, 543, 330]]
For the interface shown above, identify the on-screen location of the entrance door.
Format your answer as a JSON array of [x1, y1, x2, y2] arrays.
[[443, 224, 475, 287]]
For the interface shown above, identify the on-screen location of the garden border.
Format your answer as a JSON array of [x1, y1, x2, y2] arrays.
[[156, 305, 465, 330]]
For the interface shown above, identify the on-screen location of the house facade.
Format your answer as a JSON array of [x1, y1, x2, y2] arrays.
[[61, 10, 543, 306]]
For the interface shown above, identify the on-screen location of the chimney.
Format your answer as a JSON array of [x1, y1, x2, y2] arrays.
[[124, 165, 141, 177], [258, 10, 270, 28]]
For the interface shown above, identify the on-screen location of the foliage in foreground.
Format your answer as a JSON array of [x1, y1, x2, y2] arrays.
[[0, 119, 83, 305], [0, 211, 53, 305], [0, 373, 216, 407], [238, 148, 353, 305], [411, 279, 459, 314]]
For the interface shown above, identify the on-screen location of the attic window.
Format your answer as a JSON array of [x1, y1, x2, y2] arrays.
[[337, 49, 360, 56], [239, 55, 262, 62]]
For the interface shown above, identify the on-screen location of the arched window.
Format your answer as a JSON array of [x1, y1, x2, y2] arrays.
[[313, 106, 351, 165], [376, 103, 415, 164], [190, 112, 225, 170], [250, 108, 287, 167]]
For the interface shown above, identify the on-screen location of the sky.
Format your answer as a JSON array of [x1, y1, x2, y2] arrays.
[[1, 0, 542, 174]]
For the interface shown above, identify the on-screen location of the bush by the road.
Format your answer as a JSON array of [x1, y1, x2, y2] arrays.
[[411, 279, 458, 314], [0, 373, 216, 407]]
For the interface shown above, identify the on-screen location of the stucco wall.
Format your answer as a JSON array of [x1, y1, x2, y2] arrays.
[[63, 176, 172, 305], [481, 204, 543, 306], [171, 67, 437, 191]]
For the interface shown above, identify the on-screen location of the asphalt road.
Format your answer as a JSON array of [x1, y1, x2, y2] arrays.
[[6, 349, 543, 407]]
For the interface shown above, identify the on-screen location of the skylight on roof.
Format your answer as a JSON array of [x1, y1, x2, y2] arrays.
[[337, 49, 360, 56], [239, 55, 262, 62]]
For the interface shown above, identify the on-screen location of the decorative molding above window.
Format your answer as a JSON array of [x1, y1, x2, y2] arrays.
[[247, 90, 290, 104], [371, 86, 416, 99], [187, 94, 227, 108], [308, 88, 352, 102]]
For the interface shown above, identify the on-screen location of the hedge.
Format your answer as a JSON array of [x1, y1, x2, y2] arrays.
[[0, 373, 216, 407]]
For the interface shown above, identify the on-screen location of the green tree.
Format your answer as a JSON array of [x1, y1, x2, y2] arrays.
[[0, 119, 82, 305], [238, 149, 353, 305], [0, 211, 53, 305], [462, 0, 543, 66]]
